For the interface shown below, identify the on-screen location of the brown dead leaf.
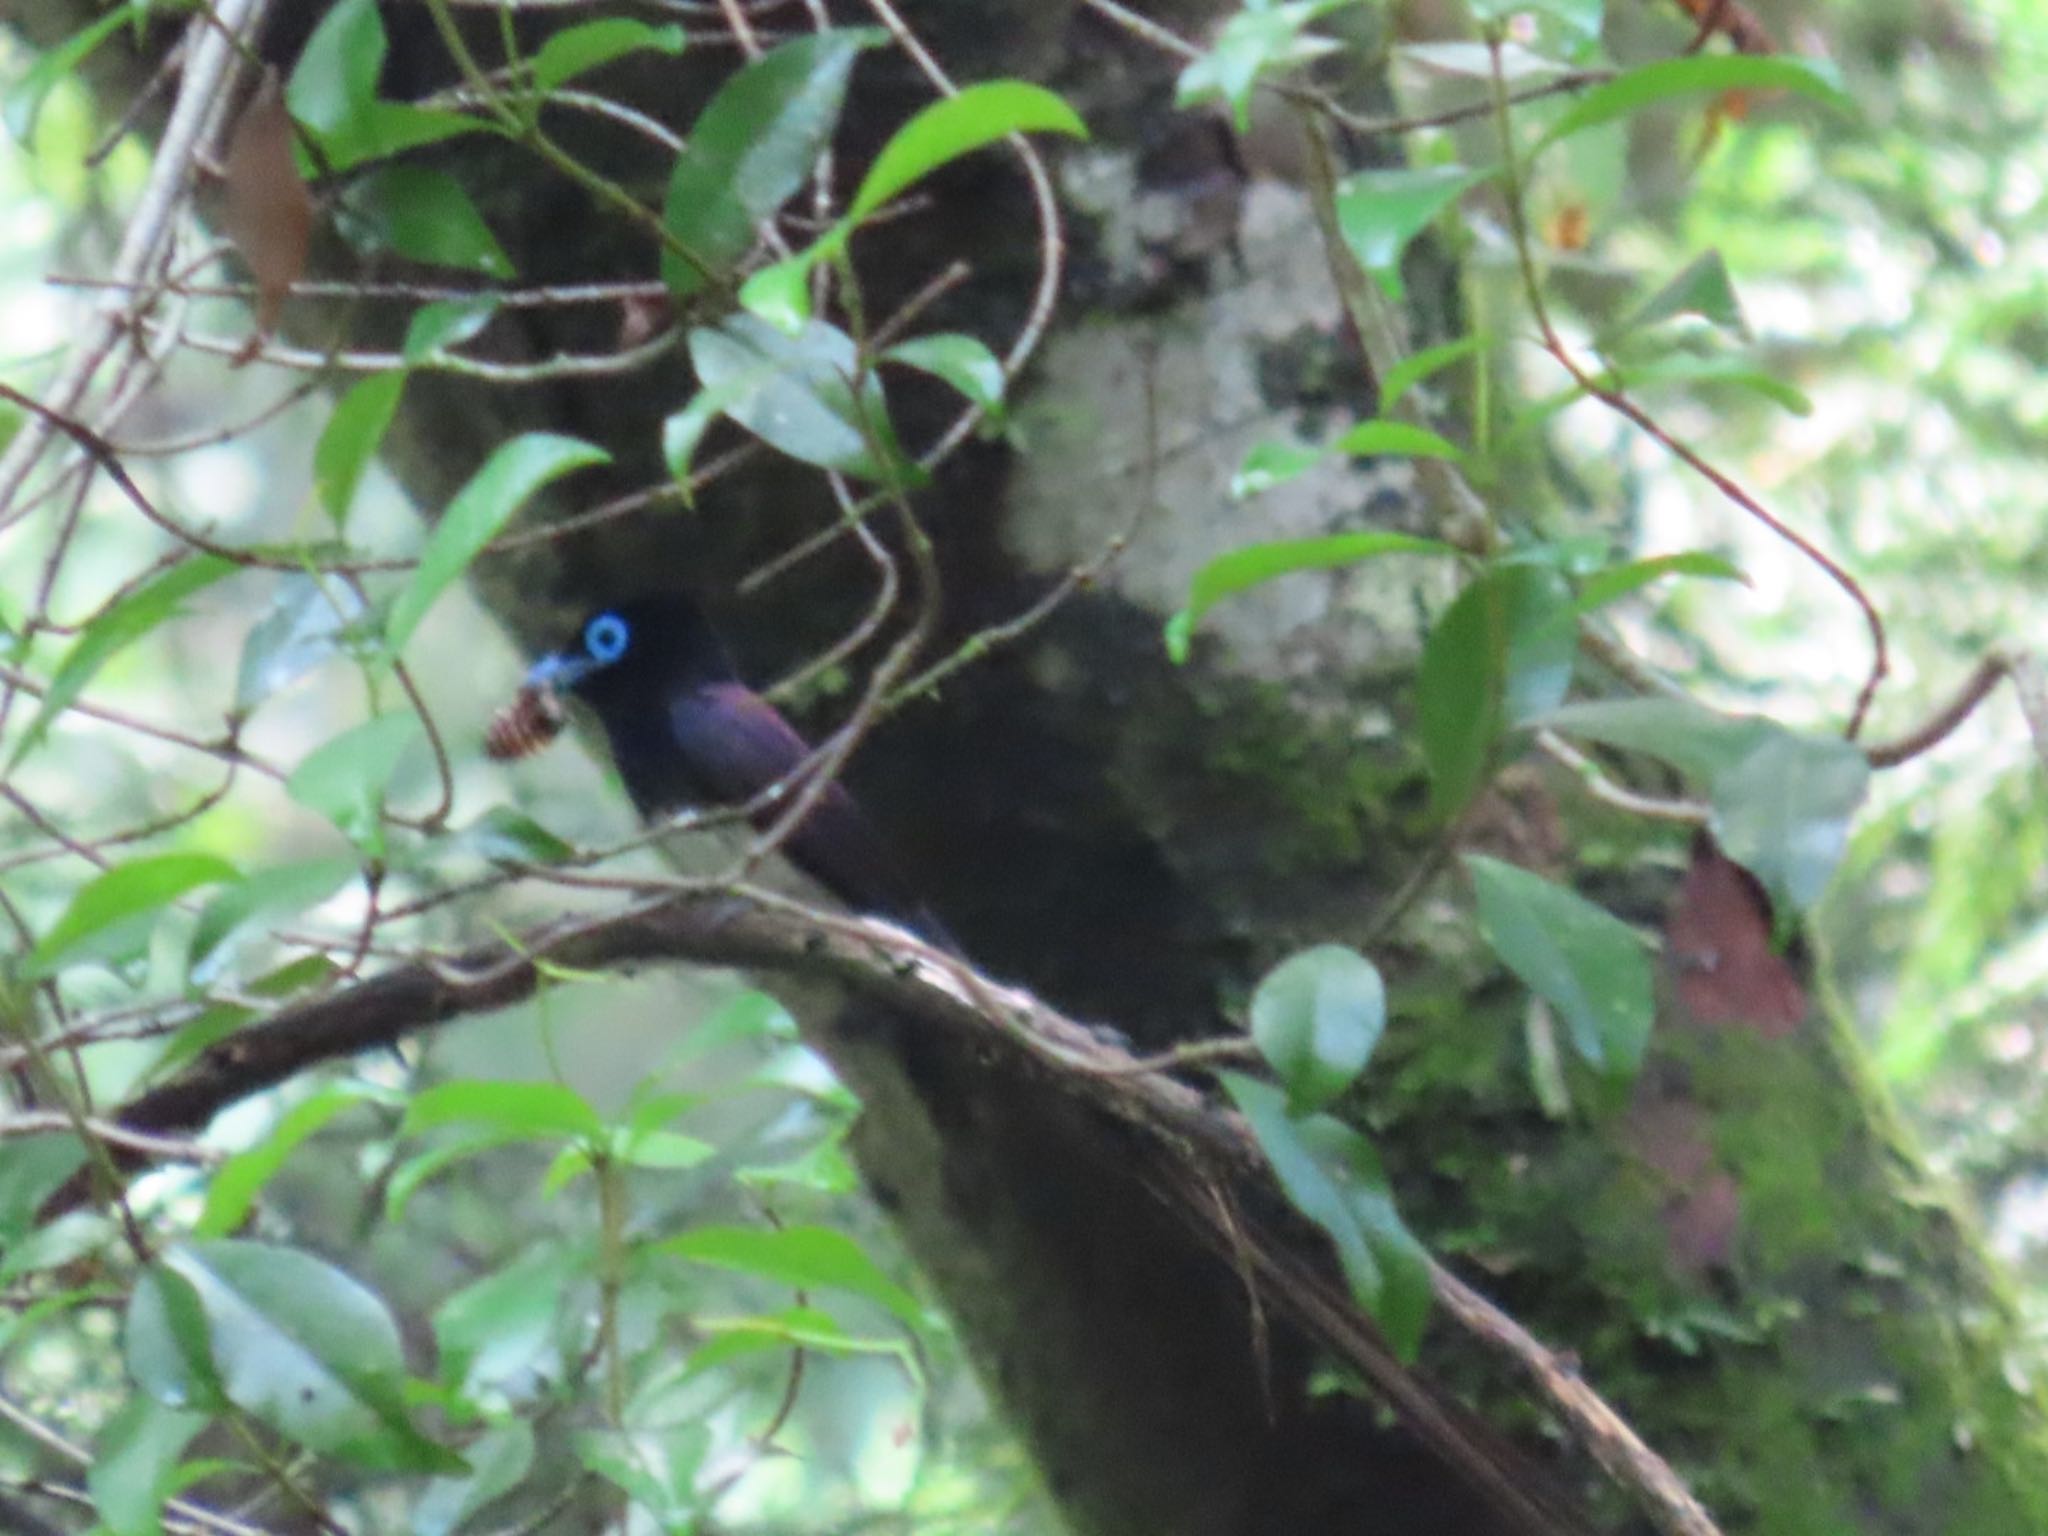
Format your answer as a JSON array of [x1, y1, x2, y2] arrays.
[[1664, 834, 1807, 1038], [221, 68, 312, 362]]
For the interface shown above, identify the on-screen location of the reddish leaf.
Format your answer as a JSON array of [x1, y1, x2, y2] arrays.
[[1663, 834, 1806, 1038], [222, 69, 313, 357]]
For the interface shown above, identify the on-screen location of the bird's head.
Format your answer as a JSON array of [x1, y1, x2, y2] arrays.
[[526, 596, 738, 712]]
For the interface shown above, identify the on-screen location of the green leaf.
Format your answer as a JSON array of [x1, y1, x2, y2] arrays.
[[1465, 855, 1653, 1076], [89, 1395, 210, 1536], [1230, 441, 1327, 500], [11, 555, 238, 767], [235, 574, 365, 712], [882, 332, 1006, 418], [1609, 250, 1747, 342], [1334, 165, 1490, 299], [659, 1224, 921, 1326], [1604, 351, 1813, 415], [313, 372, 404, 532], [403, 1080, 605, 1142], [1250, 945, 1387, 1113], [415, 1421, 536, 1536], [1332, 418, 1464, 462], [1542, 698, 1870, 910], [660, 31, 875, 297], [434, 1247, 585, 1398], [687, 314, 915, 483], [1222, 1074, 1431, 1359], [342, 165, 513, 278], [288, 0, 489, 170], [1166, 532, 1457, 662], [1415, 564, 1576, 816], [1538, 55, 1855, 153], [403, 297, 500, 363], [849, 82, 1088, 222], [529, 19, 686, 93], [688, 1304, 914, 1375], [197, 1085, 384, 1238], [132, 1241, 463, 1472], [189, 856, 357, 980], [0, 1133, 86, 1245], [743, 80, 1089, 328], [5, 4, 144, 143], [1572, 550, 1744, 613], [28, 854, 240, 979], [285, 714, 420, 854], [1380, 334, 1485, 413], [1174, 0, 1357, 131], [387, 433, 609, 650], [456, 806, 576, 865]]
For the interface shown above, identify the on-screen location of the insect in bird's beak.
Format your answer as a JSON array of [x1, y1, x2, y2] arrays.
[[485, 680, 567, 761]]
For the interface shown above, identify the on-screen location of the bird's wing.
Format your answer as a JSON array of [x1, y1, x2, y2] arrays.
[[667, 684, 946, 942]]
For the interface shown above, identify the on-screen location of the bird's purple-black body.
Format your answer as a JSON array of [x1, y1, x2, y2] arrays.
[[529, 597, 951, 946]]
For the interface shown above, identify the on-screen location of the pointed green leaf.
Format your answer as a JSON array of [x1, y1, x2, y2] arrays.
[[1538, 55, 1855, 153], [1223, 1074, 1431, 1359], [659, 1223, 921, 1326], [28, 854, 240, 978], [189, 856, 357, 980], [403, 296, 500, 362], [403, 1079, 605, 1142], [313, 373, 405, 532], [89, 1395, 210, 1536], [1380, 334, 1485, 413], [1572, 550, 1744, 613], [687, 314, 915, 482], [342, 165, 513, 278], [661, 31, 876, 296], [138, 1241, 463, 1472], [1332, 418, 1464, 462], [1466, 855, 1653, 1075], [285, 714, 421, 854], [387, 433, 609, 649], [235, 574, 365, 711], [12, 556, 237, 767], [882, 332, 1006, 418], [849, 81, 1088, 221], [197, 1083, 385, 1237], [1174, 0, 1358, 131], [529, 19, 686, 93], [1334, 165, 1491, 299], [1166, 532, 1457, 662], [1610, 250, 1747, 341]]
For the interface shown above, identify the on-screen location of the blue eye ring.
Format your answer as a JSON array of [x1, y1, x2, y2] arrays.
[[584, 612, 630, 663]]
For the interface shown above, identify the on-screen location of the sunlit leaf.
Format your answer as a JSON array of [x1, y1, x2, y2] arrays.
[[235, 574, 364, 711], [848, 81, 1088, 221], [197, 1083, 386, 1237], [1230, 441, 1327, 500], [1334, 165, 1491, 299], [1380, 334, 1485, 413], [129, 1241, 463, 1472], [28, 853, 240, 978], [1250, 945, 1387, 1113], [1466, 855, 1652, 1075], [1572, 550, 1744, 613], [189, 856, 357, 980], [1174, 0, 1359, 131], [1222, 1074, 1431, 1359], [387, 433, 609, 650], [402, 296, 500, 362], [1332, 418, 1464, 462], [882, 332, 1006, 418], [434, 1248, 586, 1400], [1538, 55, 1855, 153], [1543, 698, 1870, 910], [285, 714, 422, 855], [529, 19, 686, 93], [403, 1080, 605, 1142], [11, 555, 238, 767], [88, 1394, 210, 1536], [314, 373, 405, 531], [659, 1223, 922, 1326], [1166, 532, 1456, 662]]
